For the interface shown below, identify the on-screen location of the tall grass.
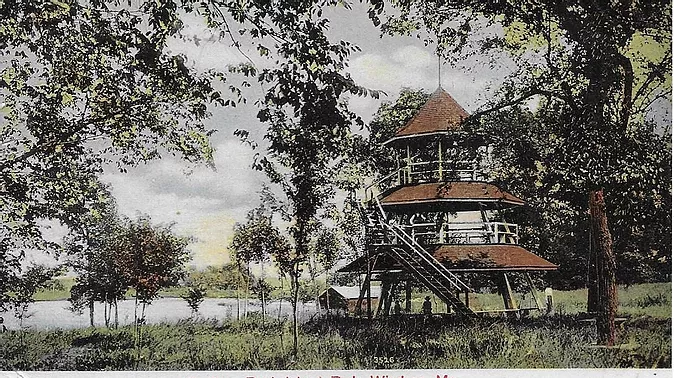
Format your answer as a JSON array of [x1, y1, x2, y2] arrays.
[[0, 315, 669, 370], [5, 281, 670, 370]]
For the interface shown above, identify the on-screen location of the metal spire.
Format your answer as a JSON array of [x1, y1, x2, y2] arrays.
[[438, 54, 442, 88]]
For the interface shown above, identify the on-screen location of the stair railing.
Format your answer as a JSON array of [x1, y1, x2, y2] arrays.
[[370, 195, 471, 293]]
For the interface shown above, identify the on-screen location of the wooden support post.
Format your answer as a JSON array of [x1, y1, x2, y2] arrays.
[[405, 279, 412, 313], [395, 150, 401, 186], [383, 281, 396, 316], [406, 144, 411, 183], [366, 269, 372, 320], [497, 273, 518, 318], [375, 278, 389, 317], [356, 254, 378, 318], [525, 272, 543, 310], [479, 203, 493, 243]]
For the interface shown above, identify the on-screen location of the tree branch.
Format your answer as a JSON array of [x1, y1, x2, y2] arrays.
[[617, 52, 634, 132], [468, 87, 570, 120]]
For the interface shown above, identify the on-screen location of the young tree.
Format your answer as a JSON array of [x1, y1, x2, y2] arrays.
[[115, 216, 191, 328], [9, 264, 61, 328], [182, 284, 207, 317], [230, 202, 290, 320], [216, 1, 373, 356], [65, 189, 128, 328]]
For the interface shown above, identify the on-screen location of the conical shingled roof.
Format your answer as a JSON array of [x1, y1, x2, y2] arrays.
[[394, 87, 469, 137]]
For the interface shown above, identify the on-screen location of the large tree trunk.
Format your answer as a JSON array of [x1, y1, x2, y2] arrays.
[[589, 189, 617, 346]]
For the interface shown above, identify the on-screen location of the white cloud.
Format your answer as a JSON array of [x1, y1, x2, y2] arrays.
[[349, 50, 434, 93], [392, 45, 434, 69]]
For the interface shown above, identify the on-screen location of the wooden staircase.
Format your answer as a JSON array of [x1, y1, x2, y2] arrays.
[[362, 199, 477, 318]]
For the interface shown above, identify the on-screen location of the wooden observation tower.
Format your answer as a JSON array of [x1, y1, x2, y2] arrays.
[[339, 87, 557, 318]]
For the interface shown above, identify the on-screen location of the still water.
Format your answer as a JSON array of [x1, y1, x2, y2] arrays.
[[0, 298, 319, 331]]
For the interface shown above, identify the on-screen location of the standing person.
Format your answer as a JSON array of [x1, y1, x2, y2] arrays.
[[422, 296, 432, 315], [545, 288, 554, 314], [393, 299, 402, 315]]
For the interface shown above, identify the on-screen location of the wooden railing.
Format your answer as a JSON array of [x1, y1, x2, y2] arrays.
[[364, 159, 486, 200], [401, 221, 519, 245]]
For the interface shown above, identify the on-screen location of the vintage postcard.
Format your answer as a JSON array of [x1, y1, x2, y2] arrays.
[[0, 0, 670, 377]]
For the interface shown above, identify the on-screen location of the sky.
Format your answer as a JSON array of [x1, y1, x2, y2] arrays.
[[31, 2, 671, 269], [87, 3, 509, 270]]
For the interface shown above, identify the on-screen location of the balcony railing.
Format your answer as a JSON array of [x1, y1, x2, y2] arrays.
[[374, 221, 519, 246], [365, 159, 487, 200]]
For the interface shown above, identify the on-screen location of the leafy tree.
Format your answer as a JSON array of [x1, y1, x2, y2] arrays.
[[114, 216, 191, 325], [212, 0, 375, 355], [230, 201, 290, 320], [8, 264, 60, 328], [65, 189, 128, 328], [0, 0, 221, 310], [251, 277, 274, 321], [367, 88, 431, 175], [366, 0, 671, 345], [182, 284, 207, 316], [474, 106, 671, 289]]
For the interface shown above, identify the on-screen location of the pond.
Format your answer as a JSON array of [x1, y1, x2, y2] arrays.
[[0, 297, 320, 331]]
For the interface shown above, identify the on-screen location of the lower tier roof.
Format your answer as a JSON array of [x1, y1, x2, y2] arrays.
[[379, 182, 525, 211], [337, 244, 557, 273]]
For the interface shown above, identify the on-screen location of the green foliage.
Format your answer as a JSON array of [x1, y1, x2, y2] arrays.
[[0, 0, 222, 310], [366, 87, 430, 175], [251, 278, 274, 303], [116, 216, 191, 304], [230, 205, 290, 272], [7, 264, 61, 323], [312, 226, 341, 272], [187, 263, 249, 292], [181, 284, 207, 315], [65, 195, 128, 316], [212, 2, 378, 355], [470, 106, 671, 286]]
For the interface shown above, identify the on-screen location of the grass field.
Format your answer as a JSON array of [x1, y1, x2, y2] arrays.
[[2, 282, 670, 370], [408, 282, 671, 318]]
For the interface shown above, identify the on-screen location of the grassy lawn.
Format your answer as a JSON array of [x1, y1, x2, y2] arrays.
[[404, 282, 671, 318], [2, 282, 670, 370]]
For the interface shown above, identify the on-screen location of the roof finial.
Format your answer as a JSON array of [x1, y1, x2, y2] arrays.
[[437, 53, 442, 88]]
